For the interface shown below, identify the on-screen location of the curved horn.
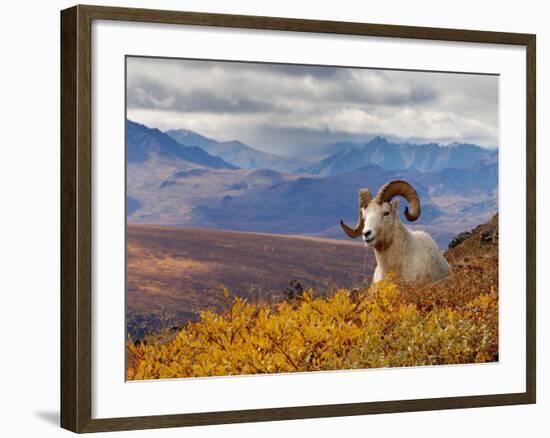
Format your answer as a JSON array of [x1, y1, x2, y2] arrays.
[[375, 180, 421, 222], [340, 189, 372, 238]]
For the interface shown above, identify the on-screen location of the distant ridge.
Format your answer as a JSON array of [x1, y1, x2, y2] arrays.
[[166, 128, 310, 173], [307, 136, 497, 176], [126, 120, 237, 169]]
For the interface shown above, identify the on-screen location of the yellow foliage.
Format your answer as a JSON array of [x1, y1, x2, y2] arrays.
[[127, 276, 498, 380]]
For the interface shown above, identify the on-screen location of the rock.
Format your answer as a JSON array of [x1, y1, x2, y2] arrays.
[[283, 279, 305, 301], [480, 229, 498, 245], [448, 231, 473, 249]]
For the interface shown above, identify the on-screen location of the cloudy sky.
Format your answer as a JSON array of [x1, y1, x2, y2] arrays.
[[126, 56, 498, 157]]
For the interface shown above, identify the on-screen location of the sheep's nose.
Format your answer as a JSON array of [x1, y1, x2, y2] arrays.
[[363, 230, 372, 238]]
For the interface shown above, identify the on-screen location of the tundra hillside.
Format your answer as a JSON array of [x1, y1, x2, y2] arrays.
[[126, 226, 372, 339], [127, 215, 498, 379]]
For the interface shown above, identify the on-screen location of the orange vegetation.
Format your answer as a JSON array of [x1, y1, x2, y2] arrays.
[[127, 215, 498, 379]]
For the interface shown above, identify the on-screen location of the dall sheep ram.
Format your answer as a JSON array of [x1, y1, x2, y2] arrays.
[[340, 180, 451, 284]]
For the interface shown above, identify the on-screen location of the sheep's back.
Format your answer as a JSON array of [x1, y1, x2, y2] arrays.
[[404, 230, 451, 282]]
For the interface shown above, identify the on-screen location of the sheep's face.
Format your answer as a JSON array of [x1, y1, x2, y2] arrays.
[[361, 199, 401, 249]]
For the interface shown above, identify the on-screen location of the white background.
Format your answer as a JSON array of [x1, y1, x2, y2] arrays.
[[0, 0, 546, 437]]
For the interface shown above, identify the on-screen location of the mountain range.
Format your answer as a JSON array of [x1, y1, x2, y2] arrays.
[[306, 136, 497, 176], [188, 163, 497, 246], [166, 128, 311, 173], [126, 120, 498, 248], [127, 120, 237, 169]]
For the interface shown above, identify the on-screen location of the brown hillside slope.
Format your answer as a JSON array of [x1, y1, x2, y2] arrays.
[[447, 213, 498, 261]]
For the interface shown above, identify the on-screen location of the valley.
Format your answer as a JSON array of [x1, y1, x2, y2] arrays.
[[126, 224, 373, 339]]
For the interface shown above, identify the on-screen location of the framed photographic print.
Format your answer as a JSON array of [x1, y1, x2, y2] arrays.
[[60, 4, 536, 433]]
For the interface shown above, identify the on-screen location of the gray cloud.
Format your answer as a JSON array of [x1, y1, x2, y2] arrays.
[[128, 76, 277, 114], [126, 57, 498, 156]]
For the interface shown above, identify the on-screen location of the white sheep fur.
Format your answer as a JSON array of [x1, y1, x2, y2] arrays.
[[359, 199, 451, 284]]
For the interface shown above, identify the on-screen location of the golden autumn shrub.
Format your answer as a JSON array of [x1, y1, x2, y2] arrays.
[[127, 263, 498, 380]]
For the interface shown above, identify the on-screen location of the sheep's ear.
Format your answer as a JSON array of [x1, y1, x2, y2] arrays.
[[390, 199, 401, 214]]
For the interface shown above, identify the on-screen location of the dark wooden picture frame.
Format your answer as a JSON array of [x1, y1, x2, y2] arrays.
[[61, 4, 536, 433]]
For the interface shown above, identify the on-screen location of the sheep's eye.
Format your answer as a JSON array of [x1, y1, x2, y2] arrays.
[[383, 211, 390, 216]]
